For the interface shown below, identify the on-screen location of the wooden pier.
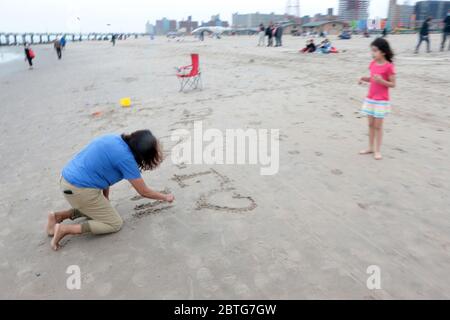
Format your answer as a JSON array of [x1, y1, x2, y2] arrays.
[[0, 33, 144, 46]]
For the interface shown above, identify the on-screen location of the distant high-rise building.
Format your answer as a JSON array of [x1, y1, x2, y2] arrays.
[[232, 12, 286, 28], [388, 0, 415, 29], [179, 16, 199, 33], [415, 0, 450, 26], [145, 21, 155, 34], [155, 18, 177, 35], [338, 0, 370, 21], [205, 14, 229, 27], [310, 8, 338, 22]]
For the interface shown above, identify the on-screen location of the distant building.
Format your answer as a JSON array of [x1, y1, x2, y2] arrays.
[[200, 14, 229, 27], [388, 0, 415, 29], [179, 16, 199, 33], [415, 0, 450, 27], [155, 18, 177, 35], [301, 20, 346, 35], [301, 15, 311, 24], [338, 0, 370, 22], [311, 8, 339, 22], [232, 12, 286, 28], [145, 21, 155, 34]]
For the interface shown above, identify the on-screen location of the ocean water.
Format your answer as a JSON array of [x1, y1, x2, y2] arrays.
[[0, 48, 22, 64]]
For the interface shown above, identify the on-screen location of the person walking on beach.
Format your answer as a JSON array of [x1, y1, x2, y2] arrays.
[[415, 17, 432, 54], [359, 38, 396, 160], [441, 9, 450, 51], [47, 130, 175, 250], [266, 23, 274, 47], [60, 35, 66, 50], [54, 38, 62, 59], [275, 24, 283, 47], [258, 23, 265, 46], [24, 43, 35, 69]]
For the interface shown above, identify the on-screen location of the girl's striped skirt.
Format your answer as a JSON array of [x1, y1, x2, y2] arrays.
[[361, 98, 391, 119]]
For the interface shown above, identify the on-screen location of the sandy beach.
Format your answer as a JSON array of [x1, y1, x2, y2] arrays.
[[0, 33, 450, 299]]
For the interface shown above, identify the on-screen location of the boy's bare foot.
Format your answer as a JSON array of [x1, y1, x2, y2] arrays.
[[47, 212, 56, 236], [374, 152, 383, 160], [359, 149, 374, 155], [51, 224, 65, 251]]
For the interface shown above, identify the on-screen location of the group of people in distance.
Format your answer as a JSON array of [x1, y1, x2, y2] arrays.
[[258, 22, 284, 47], [23, 36, 66, 69], [415, 9, 450, 53]]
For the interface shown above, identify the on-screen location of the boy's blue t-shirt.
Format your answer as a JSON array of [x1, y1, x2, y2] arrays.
[[62, 134, 141, 189]]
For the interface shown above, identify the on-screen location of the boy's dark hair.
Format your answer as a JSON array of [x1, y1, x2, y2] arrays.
[[371, 37, 394, 63], [122, 130, 163, 171]]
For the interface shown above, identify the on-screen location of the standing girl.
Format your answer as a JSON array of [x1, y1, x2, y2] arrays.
[[359, 38, 396, 160], [24, 43, 35, 69]]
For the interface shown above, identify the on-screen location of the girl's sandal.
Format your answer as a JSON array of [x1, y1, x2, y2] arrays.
[[374, 153, 383, 160], [359, 150, 374, 155]]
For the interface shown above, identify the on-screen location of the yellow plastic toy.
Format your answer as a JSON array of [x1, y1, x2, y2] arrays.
[[120, 97, 131, 108]]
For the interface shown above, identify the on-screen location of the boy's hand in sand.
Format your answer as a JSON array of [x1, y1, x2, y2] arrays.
[[165, 194, 175, 203]]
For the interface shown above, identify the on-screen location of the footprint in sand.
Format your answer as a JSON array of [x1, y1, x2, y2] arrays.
[[276, 134, 289, 141], [331, 169, 343, 176], [288, 150, 300, 155], [315, 151, 323, 157], [393, 147, 407, 153], [176, 162, 187, 170], [84, 85, 96, 92], [357, 203, 369, 210], [332, 112, 344, 118], [428, 179, 443, 189], [122, 77, 138, 83]]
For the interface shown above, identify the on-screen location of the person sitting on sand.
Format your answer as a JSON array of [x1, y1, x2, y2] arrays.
[[317, 39, 332, 54], [300, 39, 316, 53], [47, 130, 175, 250]]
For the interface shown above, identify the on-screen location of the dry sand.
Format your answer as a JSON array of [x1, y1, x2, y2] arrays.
[[0, 34, 450, 299]]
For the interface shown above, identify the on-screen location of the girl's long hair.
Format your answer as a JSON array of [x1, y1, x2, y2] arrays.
[[371, 38, 394, 63]]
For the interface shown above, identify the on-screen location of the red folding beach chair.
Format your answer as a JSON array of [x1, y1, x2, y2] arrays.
[[176, 53, 202, 92]]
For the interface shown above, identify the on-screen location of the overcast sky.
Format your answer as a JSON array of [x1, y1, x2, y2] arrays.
[[0, 0, 417, 33]]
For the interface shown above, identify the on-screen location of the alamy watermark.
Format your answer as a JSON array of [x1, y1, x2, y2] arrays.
[[66, 265, 81, 290], [170, 121, 280, 175]]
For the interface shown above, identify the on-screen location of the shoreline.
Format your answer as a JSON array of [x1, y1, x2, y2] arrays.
[[0, 47, 22, 64]]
